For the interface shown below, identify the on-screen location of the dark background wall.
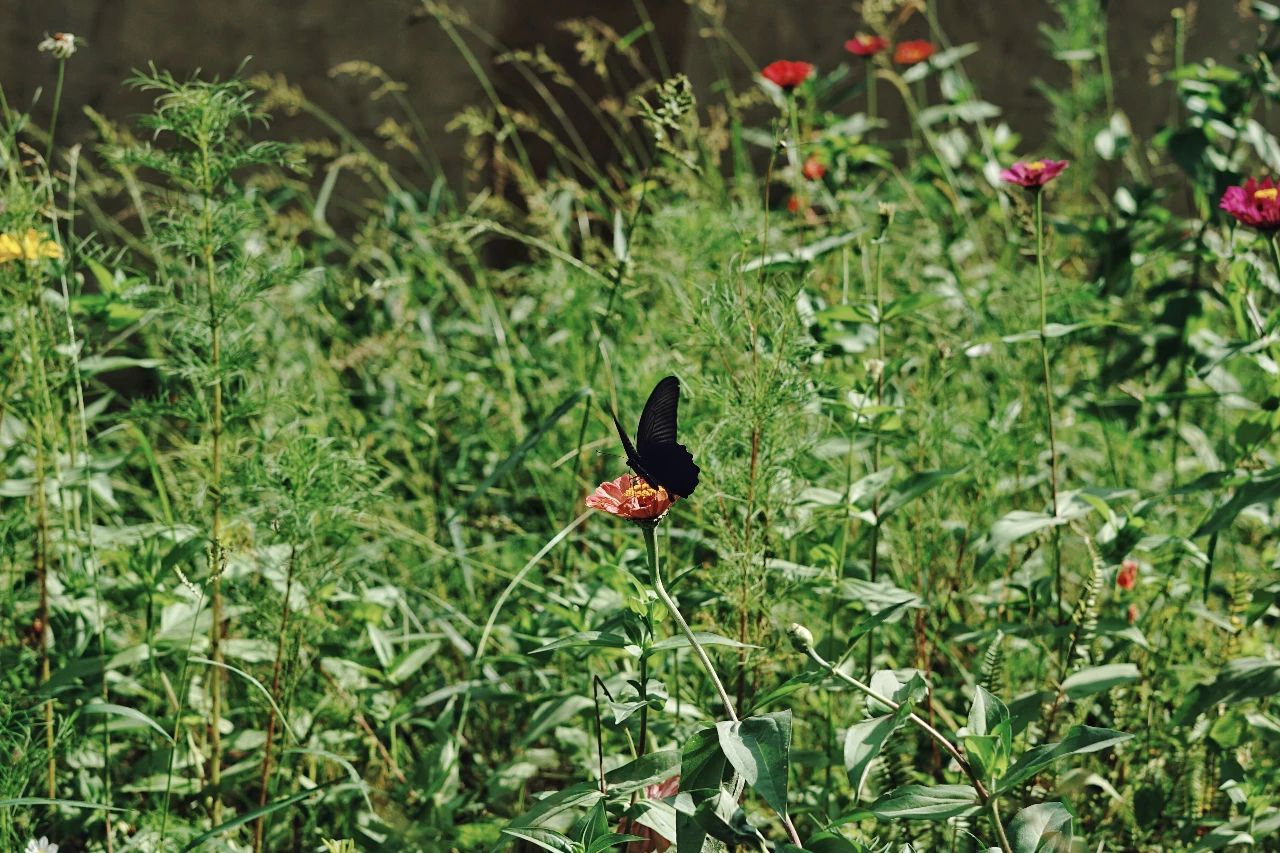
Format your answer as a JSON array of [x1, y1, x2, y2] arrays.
[[0, 1, 1258, 186]]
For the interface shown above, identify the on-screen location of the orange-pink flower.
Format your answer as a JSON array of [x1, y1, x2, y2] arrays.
[[802, 154, 827, 181], [619, 776, 680, 852], [893, 40, 935, 66], [845, 34, 888, 58], [586, 474, 673, 521], [761, 60, 814, 91], [1117, 558, 1138, 591]]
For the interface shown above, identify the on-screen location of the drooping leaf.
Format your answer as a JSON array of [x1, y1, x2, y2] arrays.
[[716, 711, 793, 816], [605, 750, 680, 795], [844, 714, 898, 799], [1008, 802, 1074, 853]]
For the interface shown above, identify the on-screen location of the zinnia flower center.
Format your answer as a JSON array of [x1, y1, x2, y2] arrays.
[[1027, 161, 1046, 171], [1255, 187, 1278, 202], [624, 479, 664, 500]]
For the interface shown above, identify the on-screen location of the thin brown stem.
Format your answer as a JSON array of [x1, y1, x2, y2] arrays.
[[254, 544, 298, 852]]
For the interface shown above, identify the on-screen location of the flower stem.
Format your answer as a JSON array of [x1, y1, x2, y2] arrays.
[[1035, 190, 1063, 616], [799, 640, 1012, 853], [643, 524, 738, 723]]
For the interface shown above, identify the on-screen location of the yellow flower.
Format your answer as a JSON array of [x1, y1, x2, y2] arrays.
[[0, 233, 22, 263], [0, 229, 62, 264]]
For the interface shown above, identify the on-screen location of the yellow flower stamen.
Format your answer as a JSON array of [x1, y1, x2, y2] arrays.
[[1027, 161, 1047, 171], [1255, 187, 1279, 202], [624, 479, 667, 500]]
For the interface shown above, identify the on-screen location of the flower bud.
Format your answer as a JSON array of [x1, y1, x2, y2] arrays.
[[787, 623, 814, 653]]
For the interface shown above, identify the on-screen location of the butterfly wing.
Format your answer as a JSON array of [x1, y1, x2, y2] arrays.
[[635, 375, 681, 450], [633, 375, 700, 498]]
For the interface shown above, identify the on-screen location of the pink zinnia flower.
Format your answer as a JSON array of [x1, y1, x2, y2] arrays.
[[619, 777, 680, 852], [999, 159, 1069, 189], [761, 60, 814, 91], [845, 34, 888, 58], [1117, 559, 1138, 591], [893, 40, 935, 66], [802, 154, 827, 181], [1220, 177, 1280, 231], [586, 474, 672, 521]]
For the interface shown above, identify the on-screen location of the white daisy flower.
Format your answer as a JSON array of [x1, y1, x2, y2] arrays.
[[25, 837, 59, 853], [37, 32, 78, 59]]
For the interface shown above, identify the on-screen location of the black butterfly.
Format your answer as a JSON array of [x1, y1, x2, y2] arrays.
[[611, 376, 700, 499]]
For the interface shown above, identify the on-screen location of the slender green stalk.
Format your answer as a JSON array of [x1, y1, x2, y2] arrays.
[[21, 272, 56, 801], [1035, 190, 1063, 615], [798, 637, 1013, 853], [867, 223, 886, 676], [45, 59, 66, 171], [643, 524, 737, 723]]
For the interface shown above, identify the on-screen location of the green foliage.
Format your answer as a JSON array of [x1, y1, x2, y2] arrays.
[[2, 3, 1280, 851]]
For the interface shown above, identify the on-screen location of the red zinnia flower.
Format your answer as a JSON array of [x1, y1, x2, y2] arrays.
[[845, 34, 889, 58], [586, 474, 672, 521], [1220, 177, 1280, 231], [893, 40, 935, 66], [999, 159, 1069, 189], [761, 60, 814, 91], [1117, 558, 1138, 591], [618, 777, 680, 852], [802, 154, 827, 181]]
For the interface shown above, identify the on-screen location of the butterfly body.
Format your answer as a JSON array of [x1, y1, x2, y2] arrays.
[[612, 376, 700, 499]]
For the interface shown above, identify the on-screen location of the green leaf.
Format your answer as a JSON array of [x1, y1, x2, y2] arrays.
[[605, 749, 680, 795], [445, 387, 588, 524], [81, 702, 174, 744], [968, 686, 1010, 738], [1195, 467, 1280, 536], [976, 511, 1068, 568], [998, 726, 1132, 793], [1176, 658, 1280, 723], [677, 727, 728, 853], [837, 578, 922, 614], [504, 782, 604, 835], [77, 355, 163, 376], [532, 631, 635, 655], [648, 632, 759, 654], [0, 797, 129, 812], [868, 784, 979, 820], [1008, 802, 1074, 852], [1060, 664, 1140, 699], [179, 780, 338, 852], [501, 828, 582, 853], [844, 714, 897, 799], [878, 468, 962, 520], [716, 711, 793, 817]]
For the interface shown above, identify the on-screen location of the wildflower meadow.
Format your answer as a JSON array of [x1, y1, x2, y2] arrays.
[[2, 2, 1280, 851]]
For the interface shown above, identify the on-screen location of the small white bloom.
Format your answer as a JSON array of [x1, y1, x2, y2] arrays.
[[964, 342, 993, 358], [866, 357, 885, 380], [38, 32, 77, 59], [25, 836, 60, 853]]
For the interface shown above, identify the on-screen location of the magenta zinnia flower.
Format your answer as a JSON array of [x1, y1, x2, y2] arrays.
[[999, 159, 1069, 189], [1220, 177, 1280, 231], [761, 60, 814, 91]]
